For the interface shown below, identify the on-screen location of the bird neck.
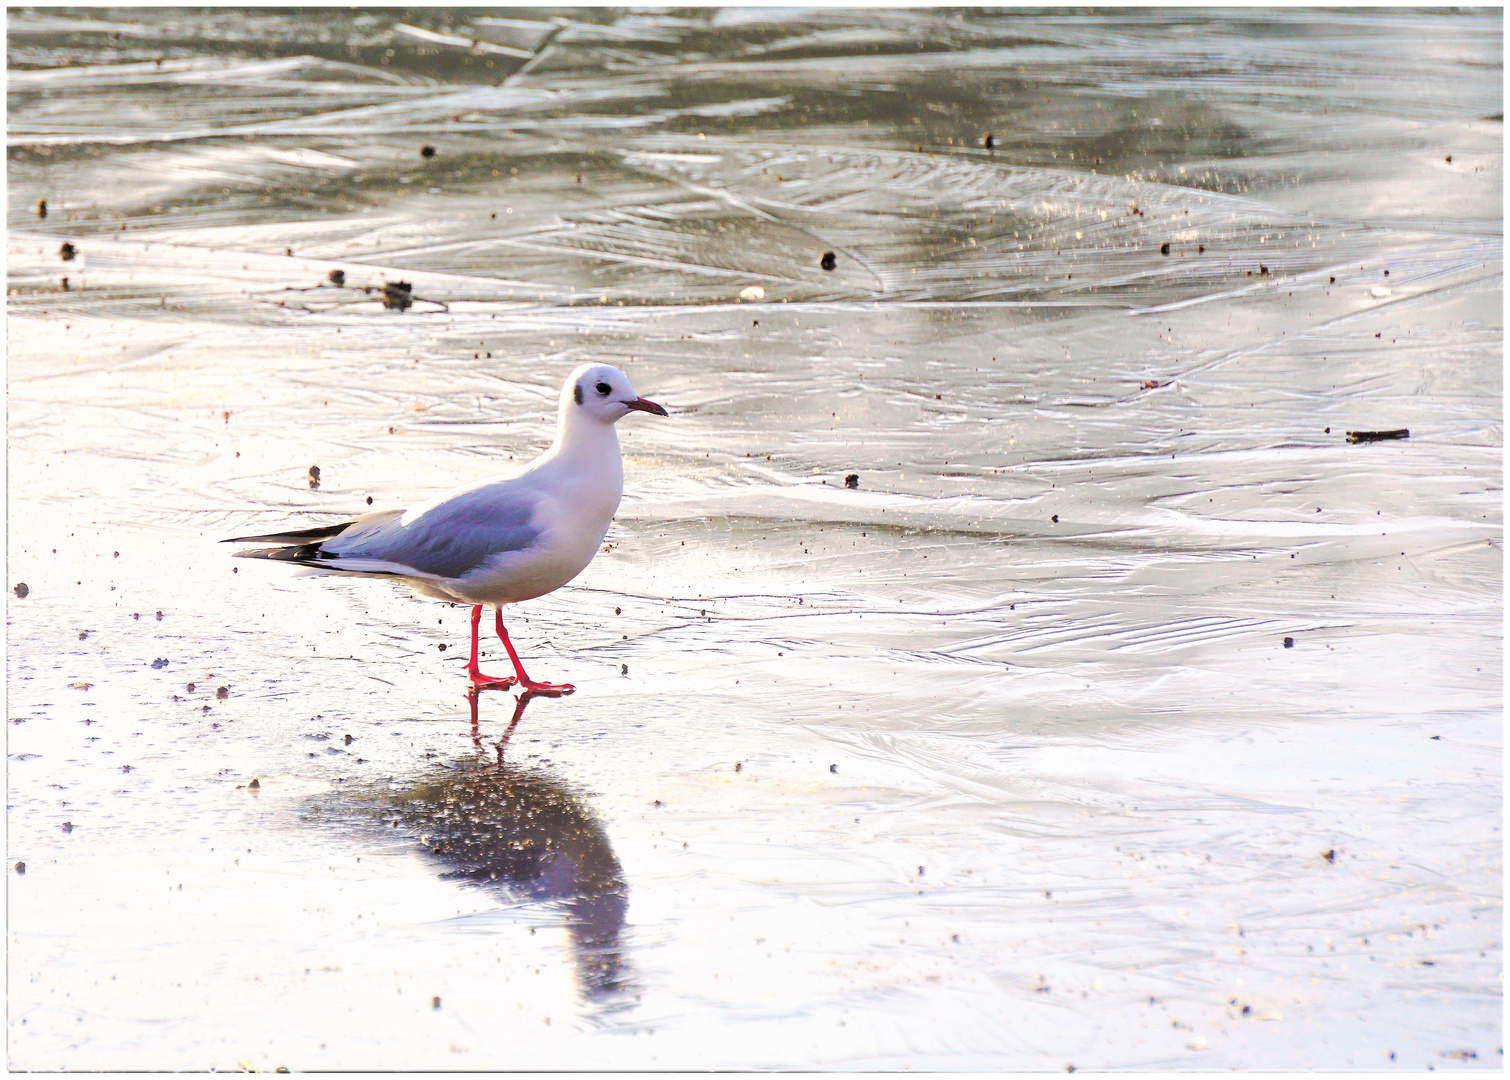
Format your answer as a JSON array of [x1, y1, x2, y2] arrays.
[[550, 414, 621, 470]]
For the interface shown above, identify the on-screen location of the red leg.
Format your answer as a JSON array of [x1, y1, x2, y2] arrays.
[[465, 604, 516, 691], [495, 607, 574, 695]]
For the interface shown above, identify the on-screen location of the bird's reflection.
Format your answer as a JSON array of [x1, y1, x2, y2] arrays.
[[387, 690, 634, 1006]]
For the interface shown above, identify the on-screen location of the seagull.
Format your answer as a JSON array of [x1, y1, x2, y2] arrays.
[[225, 363, 667, 696]]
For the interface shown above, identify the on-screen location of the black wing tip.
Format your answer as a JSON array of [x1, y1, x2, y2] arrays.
[[222, 519, 361, 546]]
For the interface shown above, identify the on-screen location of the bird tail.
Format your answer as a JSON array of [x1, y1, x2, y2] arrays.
[[230, 542, 417, 581], [231, 542, 332, 564], [223, 511, 419, 580]]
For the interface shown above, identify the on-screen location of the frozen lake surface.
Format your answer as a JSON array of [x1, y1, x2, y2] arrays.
[[6, 7, 1502, 1070]]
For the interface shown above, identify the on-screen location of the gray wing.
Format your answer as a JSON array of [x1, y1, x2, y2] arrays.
[[321, 484, 541, 580]]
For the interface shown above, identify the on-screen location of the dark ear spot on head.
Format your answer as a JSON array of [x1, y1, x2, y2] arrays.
[[573, 383, 584, 406]]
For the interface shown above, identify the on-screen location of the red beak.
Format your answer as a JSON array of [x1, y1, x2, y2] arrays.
[[624, 396, 668, 416]]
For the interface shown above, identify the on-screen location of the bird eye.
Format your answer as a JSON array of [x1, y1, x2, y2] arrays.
[[596, 381, 612, 397]]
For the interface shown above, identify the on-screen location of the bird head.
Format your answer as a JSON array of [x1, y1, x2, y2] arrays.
[[561, 363, 668, 426]]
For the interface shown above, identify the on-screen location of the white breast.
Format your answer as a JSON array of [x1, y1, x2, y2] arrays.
[[454, 427, 624, 605]]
